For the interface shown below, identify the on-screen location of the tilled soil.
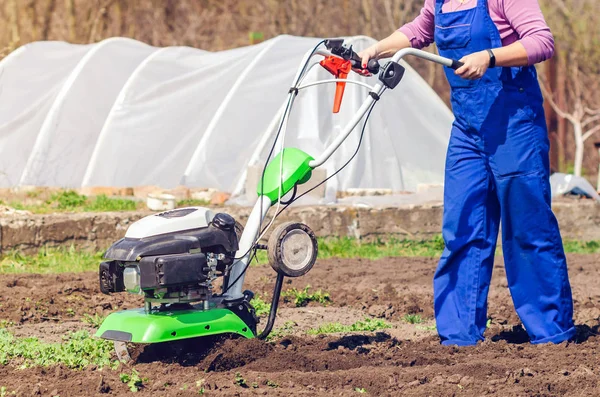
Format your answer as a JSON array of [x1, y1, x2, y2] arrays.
[[1, 254, 600, 396]]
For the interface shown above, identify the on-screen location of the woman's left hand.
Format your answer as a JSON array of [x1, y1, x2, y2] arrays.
[[455, 50, 490, 80]]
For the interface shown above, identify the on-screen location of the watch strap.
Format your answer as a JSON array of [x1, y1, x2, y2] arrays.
[[487, 49, 496, 68]]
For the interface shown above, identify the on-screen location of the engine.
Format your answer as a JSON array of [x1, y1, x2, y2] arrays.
[[99, 208, 240, 306]]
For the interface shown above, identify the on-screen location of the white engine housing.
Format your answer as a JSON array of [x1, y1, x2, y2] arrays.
[[125, 207, 215, 239]]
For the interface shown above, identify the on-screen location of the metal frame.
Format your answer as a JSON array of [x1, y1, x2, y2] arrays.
[[223, 44, 456, 299]]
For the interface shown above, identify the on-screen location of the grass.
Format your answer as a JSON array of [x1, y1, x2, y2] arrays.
[[562, 240, 600, 254], [0, 246, 103, 274], [254, 235, 445, 264], [0, 328, 116, 369], [2, 236, 600, 275], [176, 198, 210, 207], [9, 190, 141, 214], [307, 318, 392, 335]]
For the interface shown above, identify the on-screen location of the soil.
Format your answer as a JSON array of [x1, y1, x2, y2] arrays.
[[1, 254, 600, 396]]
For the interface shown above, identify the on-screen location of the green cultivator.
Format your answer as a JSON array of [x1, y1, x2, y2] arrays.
[[96, 38, 463, 361]]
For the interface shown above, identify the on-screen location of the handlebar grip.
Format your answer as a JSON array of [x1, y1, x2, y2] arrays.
[[451, 60, 464, 70], [349, 53, 380, 74], [367, 59, 380, 74]]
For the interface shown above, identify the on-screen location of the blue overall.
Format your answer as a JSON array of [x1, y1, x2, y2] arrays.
[[433, 0, 575, 345]]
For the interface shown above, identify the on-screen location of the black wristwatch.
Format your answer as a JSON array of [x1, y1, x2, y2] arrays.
[[487, 49, 496, 68]]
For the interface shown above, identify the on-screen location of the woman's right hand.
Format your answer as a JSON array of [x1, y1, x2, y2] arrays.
[[355, 45, 379, 76]]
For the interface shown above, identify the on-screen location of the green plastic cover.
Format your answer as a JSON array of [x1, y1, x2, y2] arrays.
[[95, 307, 254, 343], [257, 148, 314, 204]]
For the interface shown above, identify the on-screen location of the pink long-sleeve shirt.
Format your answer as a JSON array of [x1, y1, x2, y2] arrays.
[[398, 0, 554, 65]]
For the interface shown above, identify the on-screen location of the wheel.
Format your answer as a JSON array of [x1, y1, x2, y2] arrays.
[[267, 222, 318, 277]]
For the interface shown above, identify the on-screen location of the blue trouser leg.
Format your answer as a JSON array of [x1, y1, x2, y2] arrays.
[[434, 124, 500, 346], [490, 104, 575, 344]]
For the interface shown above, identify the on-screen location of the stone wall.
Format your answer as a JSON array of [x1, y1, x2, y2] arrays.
[[0, 200, 597, 254]]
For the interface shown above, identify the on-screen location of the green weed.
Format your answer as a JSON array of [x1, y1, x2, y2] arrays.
[[82, 313, 105, 328], [0, 329, 115, 369], [402, 314, 423, 324], [120, 369, 145, 392], [196, 379, 206, 395], [307, 318, 392, 335], [234, 372, 248, 388], [266, 380, 279, 388], [355, 388, 367, 393], [250, 296, 271, 316], [266, 321, 296, 341], [416, 324, 437, 331], [281, 286, 331, 307]]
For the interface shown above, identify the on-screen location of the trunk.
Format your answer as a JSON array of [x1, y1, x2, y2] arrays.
[[556, 48, 567, 172], [65, 0, 76, 41], [574, 122, 584, 177], [8, 0, 20, 49]]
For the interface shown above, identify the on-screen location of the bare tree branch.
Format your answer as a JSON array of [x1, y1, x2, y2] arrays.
[[583, 124, 600, 142], [539, 79, 578, 124], [585, 107, 600, 115], [582, 113, 600, 128]]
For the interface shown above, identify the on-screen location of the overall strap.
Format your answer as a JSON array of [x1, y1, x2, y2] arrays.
[[477, 0, 490, 12], [434, 0, 444, 14]]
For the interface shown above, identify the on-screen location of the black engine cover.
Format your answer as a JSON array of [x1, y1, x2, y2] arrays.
[[104, 219, 238, 262], [139, 253, 208, 290]]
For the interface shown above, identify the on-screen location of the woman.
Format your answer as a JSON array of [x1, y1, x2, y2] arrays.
[[359, 0, 575, 346]]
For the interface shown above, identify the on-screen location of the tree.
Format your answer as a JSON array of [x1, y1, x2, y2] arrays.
[[539, 0, 600, 177]]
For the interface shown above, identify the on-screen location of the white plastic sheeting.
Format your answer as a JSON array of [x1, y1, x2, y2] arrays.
[[0, 35, 453, 194]]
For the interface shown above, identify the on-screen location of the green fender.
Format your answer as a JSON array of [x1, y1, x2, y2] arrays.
[[257, 148, 314, 204], [95, 308, 254, 343]]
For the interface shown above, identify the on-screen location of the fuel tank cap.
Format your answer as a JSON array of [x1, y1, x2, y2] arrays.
[[212, 213, 235, 231]]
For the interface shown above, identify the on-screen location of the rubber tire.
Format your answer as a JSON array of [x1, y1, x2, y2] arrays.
[[267, 222, 318, 277]]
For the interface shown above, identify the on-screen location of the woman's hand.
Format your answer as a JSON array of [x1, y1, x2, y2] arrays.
[[455, 50, 491, 80], [354, 45, 379, 76]]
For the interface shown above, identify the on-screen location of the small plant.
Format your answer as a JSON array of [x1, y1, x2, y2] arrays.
[[266, 380, 279, 388], [355, 387, 367, 393], [234, 372, 248, 388], [51, 190, 87, 210], [266, 321, 296, 341], [120, 369, 144, 392], [282, 285, 331, 307], [250, 296, 271, 316], [82, 313, 105, 328], [196, 379, 205, 395], [308, 318, 392, 335], [0, 328, 115, 369], [416, 324, 437, 331], [65, 308, 75, 317], [251, 382, 259, 389], [486, 318, 492, 328], [402, 314, 423, 324]]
